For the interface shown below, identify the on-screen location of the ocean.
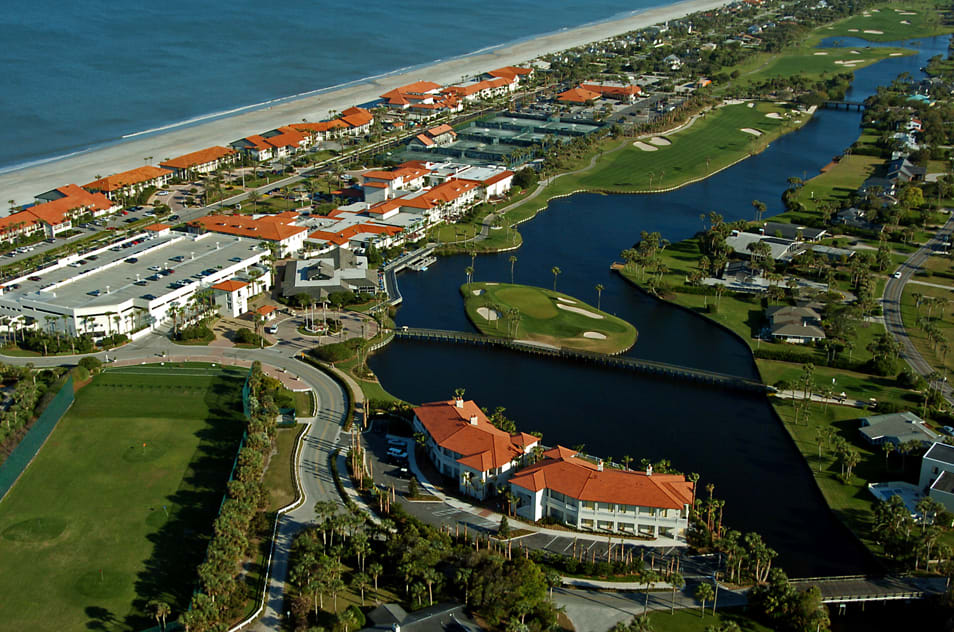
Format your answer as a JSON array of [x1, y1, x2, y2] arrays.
[[0, 0, 666, 172]]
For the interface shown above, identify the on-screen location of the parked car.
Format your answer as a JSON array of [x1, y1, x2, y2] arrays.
[[943, 426, 954, 436]]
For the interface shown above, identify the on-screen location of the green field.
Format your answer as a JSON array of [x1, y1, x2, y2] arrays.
[[0, 365, 247, 631], [462, 282, 638, 354], [818, 1, 949, 42]]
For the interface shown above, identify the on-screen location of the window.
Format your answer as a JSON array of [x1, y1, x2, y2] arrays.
[[639, 506, 656, 516], [638, 524, 655, 537], [658, 527, 674, 539], [581, 501, 595, 511], [597, 502, 614, 513], [549, 490, 566, 503], [598, 520, 614, 531], [581, 519, 594, 529]]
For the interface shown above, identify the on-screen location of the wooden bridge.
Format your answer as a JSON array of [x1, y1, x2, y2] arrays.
[[392, 327, 769, 393], [821, 100, 866, 112], [790, 575, 948, 604]]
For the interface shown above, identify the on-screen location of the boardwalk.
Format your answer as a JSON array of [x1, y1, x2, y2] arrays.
[[790, 575, 948, 604], [393, 327, 769, 392]]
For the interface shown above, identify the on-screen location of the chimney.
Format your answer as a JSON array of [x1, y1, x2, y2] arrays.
[[646, 464, 653, 476], [469, 415, 478, 425], [597, 459, 603, 472], [455, 397, 464, 408]]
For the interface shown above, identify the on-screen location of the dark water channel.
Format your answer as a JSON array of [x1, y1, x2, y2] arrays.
[[369, 36, 949, 577]]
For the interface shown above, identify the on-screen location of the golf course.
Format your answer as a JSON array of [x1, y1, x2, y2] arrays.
[[0, 364, 247, 631], [462, 282, 637, 354]]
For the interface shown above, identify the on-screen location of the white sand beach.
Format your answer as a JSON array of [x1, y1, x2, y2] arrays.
[[0, 0, 733, 205]]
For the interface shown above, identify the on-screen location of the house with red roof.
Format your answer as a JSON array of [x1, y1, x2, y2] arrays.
[[580, 82, 642, 103], [556, 86, 602, 104], [509, 447, 694, 539], [442, 76, 516, 102], [408, 124, 457, 151], [84, 166, 173, 200], [380, 81, 444, 110], [160, 146, 238, 179], [485, 66, 534, 84], [230, 126, 311, 162], [190, 211, 309, 256], [361, 165, 431, 203], [2, 184, 117, 240], [413, 398, 540, 500]]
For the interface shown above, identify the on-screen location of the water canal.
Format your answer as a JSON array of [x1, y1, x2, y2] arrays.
[[369, 36, 950, 577]]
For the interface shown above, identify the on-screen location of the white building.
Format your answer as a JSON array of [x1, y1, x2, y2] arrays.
[[412, 398, 540, 500], [919, 442, 954, 512], [509, 446, 694, 539]]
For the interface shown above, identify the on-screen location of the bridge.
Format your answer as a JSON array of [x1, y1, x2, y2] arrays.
[[392, 327, 769, 393], [790, 575, 948, 604], [821, 100, 866, 112]]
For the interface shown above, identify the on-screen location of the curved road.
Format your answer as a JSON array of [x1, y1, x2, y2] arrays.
[[882, 214, 954, 405], [0, 329, 350, 632]]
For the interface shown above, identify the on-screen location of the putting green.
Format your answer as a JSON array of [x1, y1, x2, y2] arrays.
[[462, 282, 637, 354]]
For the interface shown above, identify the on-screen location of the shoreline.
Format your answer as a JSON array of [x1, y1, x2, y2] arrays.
[[0, 0, 732, 206]]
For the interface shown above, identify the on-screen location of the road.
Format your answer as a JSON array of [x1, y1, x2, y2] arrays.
[[0, 328, 351, 632], [881, 213, 954, 405]]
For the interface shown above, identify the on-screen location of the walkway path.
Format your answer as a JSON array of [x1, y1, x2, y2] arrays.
[[881, 214, 954, 405]]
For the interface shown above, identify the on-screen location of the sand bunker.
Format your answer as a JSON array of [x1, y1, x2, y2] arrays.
[[834, 60, 862, 66], [889, 52, 904, 56], [864, 29, 883, 34], [633, 141, 657, 151], [747, 102, 755, 107], [557, 304, 604, 319], [485, 282, 498, 285], [899, 11, 916, 15], [472, 289, 484, 296], [649, 136, 671, 146], [476, 307, 501, 321], [901, 20, 911, 25], [765, 112, 783, 119], [848, 28, 859, 32], [556, 297, 576, 304], [850, 50, 860, 54], [813, 51, 829, 55], [583, 331, 607, 340], [740, 128, 762, 136]]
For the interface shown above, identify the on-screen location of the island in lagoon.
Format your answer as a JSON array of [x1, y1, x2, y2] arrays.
[[461, 282, 637, 355]]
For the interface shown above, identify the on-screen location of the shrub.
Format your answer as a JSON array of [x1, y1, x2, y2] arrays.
[[234, 328, 263, 346], [78, 356, 102, 374], [176, 324, 214, 342]]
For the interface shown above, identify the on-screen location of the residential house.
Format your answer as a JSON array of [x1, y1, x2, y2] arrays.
[[833, 207, 883, 233], [443, 76, 516, 102], [886, 157, 926, 184], [919, 442, 954, 512], [859, 411, 939, 448], [725, 231, 803, 262], [84, 166, 173, 200], [160, 146, 238, 179], [765, 305, 826, 343], [412, 398, 540, 500], [408, 124, 458, 150], [759, 221, 826, 241], [509, 446, 693, 539]]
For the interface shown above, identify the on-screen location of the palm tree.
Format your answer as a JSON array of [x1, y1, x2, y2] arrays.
[[465, 266, 474, 284], [509, 255, 518, 284], [148, 600, 171, 631], [669, 572, 685, 614], [595, 283, 604, 310], [694, 582, 714, 617], [551, 266, 561, 291], [369, 562, 384, 592]]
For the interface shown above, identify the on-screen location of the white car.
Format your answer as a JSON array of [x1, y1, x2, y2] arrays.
[[893, 271, 902, 279], [156, 191, 169, 196]]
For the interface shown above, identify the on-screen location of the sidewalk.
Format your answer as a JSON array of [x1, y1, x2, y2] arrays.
[[772, 389, 867, 408], [402, 438, 684, 549], [335, 449, 381, 525]]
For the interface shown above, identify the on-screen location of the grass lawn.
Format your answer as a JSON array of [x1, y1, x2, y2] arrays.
[[0, 364, 247, 631], [816, 0, 950, 42], [462, 282, 638, 354], [294, 390, 315, 417], [900, 284, 954, 374], [264, 424, 306, 511], [796, 154, 883, 214], [647, 607, 773, 632]]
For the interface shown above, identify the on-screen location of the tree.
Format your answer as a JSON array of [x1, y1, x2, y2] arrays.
[[752, 199, 767, 222], [352, 572, 370, 605], [669, 572, 685, 614], [551, 266, 561, 291], [369, 562, 384, 592], [695, 582, 714, 617], [595, 283, 604, 310], [147, 600, 171, 631], [498, 515, 511, 539], [509, 255, 518, 284], [465, 266, 474, 284]]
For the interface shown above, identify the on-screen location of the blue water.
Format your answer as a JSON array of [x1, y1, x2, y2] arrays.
[[0, 0, 665, 172]]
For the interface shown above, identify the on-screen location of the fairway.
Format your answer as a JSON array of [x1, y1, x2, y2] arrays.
[[0, 365, 247, 631], [462, 282, 637, 354], [820, 2, 948, 42], [578, 102, 799, 191]]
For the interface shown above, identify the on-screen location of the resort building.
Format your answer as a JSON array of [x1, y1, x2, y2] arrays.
[[361, 165, 431, 202], [84, 166, 173, 200], [3, 185, 117, 240], [556, 86, 602, 104], [412, 398, 540, 500], [230, 126, 311, 162], [189, 211, 309, 257], [159, 146, 238, 179], [580, 81, 642, 103], [919, 442, 954, 512], [859, 411, 939, 448], [380, 81, 444, 110], [280, 247, 378, 301], [442, 76, 516, 102], [484, 66, 534, 84], [509, 446, 694, 539], [765, 305, 826, 343], [0, 232, 268, 339], [409, 124, 458, 150]]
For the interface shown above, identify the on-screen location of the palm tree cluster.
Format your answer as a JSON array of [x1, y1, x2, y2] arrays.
[[912, 293, 951, 364], [873, 494, 954, 572], [287, 503, 560, 632], [620, 231, 670, 295], [178, 362, 279, 632], [0, 362, 50, 448]]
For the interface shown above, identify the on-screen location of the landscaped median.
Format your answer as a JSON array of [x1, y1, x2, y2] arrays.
[[461, 282, 637, 355]]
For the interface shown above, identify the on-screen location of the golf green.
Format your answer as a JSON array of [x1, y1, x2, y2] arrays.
[[462, 282, 637, 354]]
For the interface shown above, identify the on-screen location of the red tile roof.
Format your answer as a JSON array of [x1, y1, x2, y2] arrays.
[[414, 133, 435, 147], [380, 81, 442, 102], [488, 66, 533, 81], [191, 213, 308, 242], [414, 399, 538, 472], [256, 305, 277, 315], [556, 86, 601, 103], [144, 222, 171, 232], [510, 446, 694, 509], [84, 166, 170, 193], [580, 83, 642, 97], [160, 146, 236, 170], [292, 120, 349, 134], [308, 223, 402, 245], [0, 185, 114, 234], [212, 279, 248, 292]]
